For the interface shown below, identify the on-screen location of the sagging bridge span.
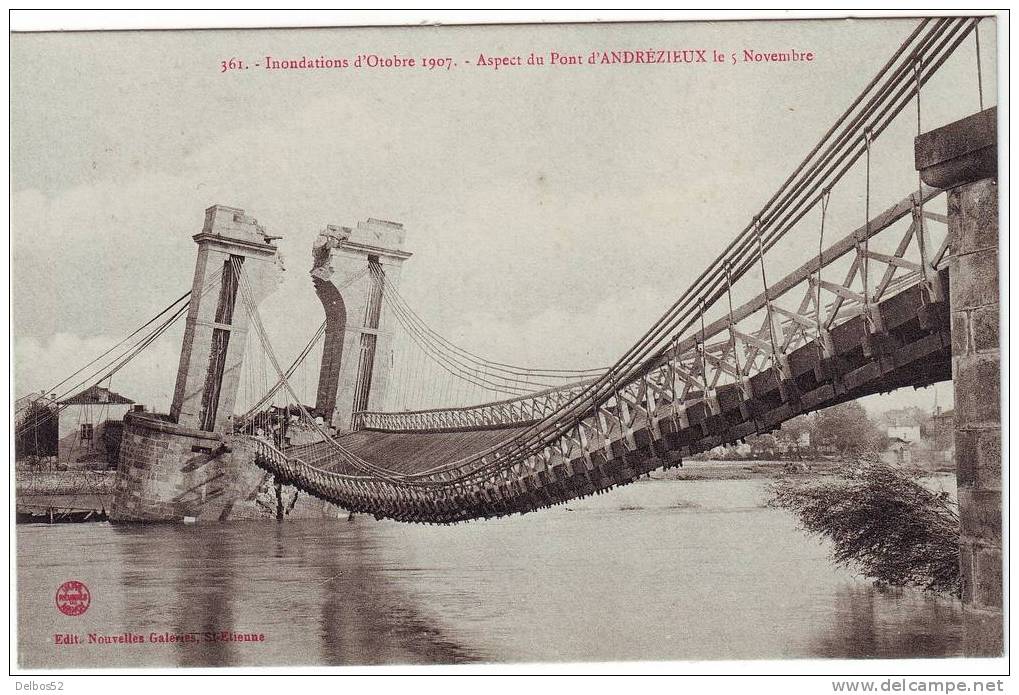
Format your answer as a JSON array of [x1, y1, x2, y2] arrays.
[[260, 191, 954, 524]]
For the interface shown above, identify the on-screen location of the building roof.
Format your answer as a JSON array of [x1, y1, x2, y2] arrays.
[[58, 385, 134, 406]]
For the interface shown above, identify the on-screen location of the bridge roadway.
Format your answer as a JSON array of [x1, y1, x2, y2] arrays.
[[255, 266, 952, 524]]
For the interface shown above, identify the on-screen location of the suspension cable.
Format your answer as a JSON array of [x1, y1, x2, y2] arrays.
[[373, 264, 604, 382], [233, 260, 428, 483], [372, 266, 598, 397], [423, 18, 978, 486], [723, 261, 743, 388], [377, 281, 543, 395], [238, 266, 370, 423], [17, 277, 215, 436], [815, 187, 832, 352], [698, 301, 709, 394], [263, 18, 978, 489], [418, 25, 972, 486], [35, 289, 192, 400], [754, 218, 781, 368], [378, 271, 605, 377], [912, 57, 931, 295], [975, 18, 984, 110], [862, 129, 874, 326]]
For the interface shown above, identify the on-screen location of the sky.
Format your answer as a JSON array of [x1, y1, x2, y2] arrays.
[[11, 17, 997, 416]]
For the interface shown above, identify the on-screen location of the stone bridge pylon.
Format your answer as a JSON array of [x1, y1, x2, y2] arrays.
[[110, 205, 284, 521], [916, 107, 1001, 656], [309, 219, 411, 431]]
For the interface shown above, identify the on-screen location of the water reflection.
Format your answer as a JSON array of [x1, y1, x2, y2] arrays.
[[308, 523, 476, 665], [104, 522, 476, 667], [17, 477, 962, 667], [813, 584, 962, 658]]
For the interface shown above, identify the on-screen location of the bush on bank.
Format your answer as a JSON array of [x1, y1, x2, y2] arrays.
[[768, 462, 961, 597]]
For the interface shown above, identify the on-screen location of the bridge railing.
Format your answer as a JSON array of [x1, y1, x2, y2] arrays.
[[354, 187, 948, 435], [351, 379, 597, 432]]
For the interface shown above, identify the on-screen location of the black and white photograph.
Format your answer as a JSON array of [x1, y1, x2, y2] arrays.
[[8, 9, 1008, 683]]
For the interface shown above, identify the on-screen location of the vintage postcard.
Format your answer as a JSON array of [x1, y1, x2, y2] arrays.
[[10, 11, 1005, 677]]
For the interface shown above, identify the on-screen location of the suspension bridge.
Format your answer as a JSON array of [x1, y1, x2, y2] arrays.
[[228, 17, 990, 526], [16, 16, 1000, 648]]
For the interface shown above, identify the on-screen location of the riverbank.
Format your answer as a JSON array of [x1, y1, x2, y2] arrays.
[[14, 460, 945, 523], [16, 469, 115, 495], [651, 459, 843, 481], [15, 460, 837, 494], [15, 470, 115, 523]]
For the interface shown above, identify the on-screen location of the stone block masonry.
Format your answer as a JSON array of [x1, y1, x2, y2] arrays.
[[949, 178, 1002, 655], [110, 412, 263, 521], [917, 108, 1001, 657]]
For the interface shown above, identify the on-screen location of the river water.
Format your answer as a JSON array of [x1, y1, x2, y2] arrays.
[[16, 475, 963, 668]]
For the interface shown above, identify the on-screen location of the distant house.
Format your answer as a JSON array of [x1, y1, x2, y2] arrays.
[[56, 386, 136, 467], [886, 424, 921, 443]]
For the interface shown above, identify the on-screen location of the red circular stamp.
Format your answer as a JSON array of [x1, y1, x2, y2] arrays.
[[55, 580, 90, 616]]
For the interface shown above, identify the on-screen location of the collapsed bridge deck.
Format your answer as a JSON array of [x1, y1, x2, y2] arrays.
[[257, 266, 953, 523]]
